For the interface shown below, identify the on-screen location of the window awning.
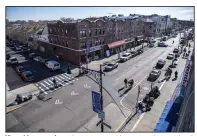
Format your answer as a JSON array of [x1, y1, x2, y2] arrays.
[[108, 40, 125, 49]]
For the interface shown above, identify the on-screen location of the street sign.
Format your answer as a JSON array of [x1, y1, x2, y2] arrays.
[[98, 111, 105, 120], [103, 122, 112, 129], [92, 91, 101, 113]]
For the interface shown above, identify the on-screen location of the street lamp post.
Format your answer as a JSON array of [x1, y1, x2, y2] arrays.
[[100, 64, 104, 132]]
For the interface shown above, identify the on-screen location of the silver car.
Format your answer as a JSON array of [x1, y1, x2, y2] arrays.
[[104, 62, 118, 71]]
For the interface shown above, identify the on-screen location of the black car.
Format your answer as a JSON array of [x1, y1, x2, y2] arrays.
[[156, 59, 166, 68], [148, 70, 161, 81], [29, 53, 38, 59], [21, 71, 34, 82], [173, 48, 179, 53], [39, 58, 49, 65], [21, 47, 30, 53], [130, 51, 138, 57], [137, 49, 143, 55], [15, 66, 28, 74]]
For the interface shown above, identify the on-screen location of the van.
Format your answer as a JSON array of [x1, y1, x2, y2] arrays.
[[45, 60, 60, 71]]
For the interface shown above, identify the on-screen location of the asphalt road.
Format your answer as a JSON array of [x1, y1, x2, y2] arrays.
[[6, 34, 191, 132]]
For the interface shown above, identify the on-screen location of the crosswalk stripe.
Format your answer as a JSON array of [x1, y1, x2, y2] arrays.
[[39, 87, 45, 92], [44, 81, 51, 86], [61, 74, 71, 80], [58, 75, 66, 80], [50, 78, 65, 86], [40, 83, 49, 90], [55, 76, 62, 81], [48, 79, 54, 84]]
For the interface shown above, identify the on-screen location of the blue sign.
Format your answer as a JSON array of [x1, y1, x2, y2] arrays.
[[92, 91, 101, 113]]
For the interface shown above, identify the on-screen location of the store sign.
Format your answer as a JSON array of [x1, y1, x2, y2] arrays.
[[182, 61, 192, 87]]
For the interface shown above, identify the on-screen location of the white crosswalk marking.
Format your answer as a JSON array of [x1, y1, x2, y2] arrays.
[[55, 76, 62, 81], [61, 74, 71, 80], [59, 75, 66, 80], [48, 79, 54, 84], [44, 81, 51, 86], [40, 83, 49, 90], [39, 87, 45, 92]]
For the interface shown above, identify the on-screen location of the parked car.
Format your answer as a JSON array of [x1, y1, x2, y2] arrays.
[[158, 42, 168, 47], [173, 48, 179, 53], [15, 45, 22, 51], [45, 60, 60, 71], [156, 59, 166, 68], [8, 57, 18, 64], [39, 58, 49, 65], [148, 70, 161, 81], [6, 54, 11, 60], [103, 61, 118, 72], [33, 56, 43, 62], [15, 66, 28, 74], [167, 53, 174, 60], [137, 49, 143, 55], [130, 51, 138, 57], [21, 47, 30, 53], [21, 71, 34, 82], [149, 43, 154, 47], [29, 53, 37, 59], [180, 39, 185, 44], [120, 53, 132, 62]]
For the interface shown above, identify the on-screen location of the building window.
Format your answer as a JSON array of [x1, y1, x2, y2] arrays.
[[99, 29, 101, 35], [49, 28, 52, 34], [95, 29, 97, 36], [102, 40, 105, 44], [103, 30, 105, 35], [89, 30, 92, 37], [80, 30, 86, 38], [65, 41, 68, 47], [65, 29, 68, 34]]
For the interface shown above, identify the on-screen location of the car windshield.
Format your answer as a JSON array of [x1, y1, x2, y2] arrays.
[[151, 70, 158, 74], [107, 63, 114, 66], [122, 54, 129, 57], [11, 58, 17, 61], [169, 53, 173, 56], [25, 72, 33, 77]]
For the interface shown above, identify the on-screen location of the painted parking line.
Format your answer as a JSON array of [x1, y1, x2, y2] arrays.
[[130, 79, 167, 132]]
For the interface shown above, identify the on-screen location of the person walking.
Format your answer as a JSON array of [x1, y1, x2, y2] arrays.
[[52, 78, 57, 88], [175, 71, 178, 79], [124, 78, 128, 88]]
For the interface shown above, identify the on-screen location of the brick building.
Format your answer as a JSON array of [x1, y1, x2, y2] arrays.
[[36, 15, 155, 65]]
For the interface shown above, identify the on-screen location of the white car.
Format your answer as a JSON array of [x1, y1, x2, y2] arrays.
[[8, 57, 18, 64], [120, 53, 132, 62], [45, 60, 60, 71], [167, 53, 174, 59]]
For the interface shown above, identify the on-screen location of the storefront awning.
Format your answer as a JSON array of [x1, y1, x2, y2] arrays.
[[108, 40, 125, 49]]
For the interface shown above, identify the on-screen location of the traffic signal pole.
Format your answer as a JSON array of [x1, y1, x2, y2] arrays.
[[100, 64, 104, 132]]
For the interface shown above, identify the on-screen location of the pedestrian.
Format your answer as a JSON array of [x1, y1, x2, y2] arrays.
[[52, 78, 57, 87], [175, 71, 178, 79], [189, 43, 191, 49], [67, 64, 71, 74], [172, 40, 174, 44], [124, 78, 128, 88]]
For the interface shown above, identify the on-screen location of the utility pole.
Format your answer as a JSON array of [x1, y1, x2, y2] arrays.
[[136, 85, 140, 113], [100, 64, 104, 132]]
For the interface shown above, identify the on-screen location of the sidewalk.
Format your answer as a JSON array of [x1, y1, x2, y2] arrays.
[[77, 103, 129, 132], [6, 83, 39, 113], [88, 43, 148, 70]]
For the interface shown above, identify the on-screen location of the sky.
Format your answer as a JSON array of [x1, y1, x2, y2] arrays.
[[6, 7, 194, 21]]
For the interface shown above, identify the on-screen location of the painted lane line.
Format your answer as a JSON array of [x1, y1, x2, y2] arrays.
[[116, 66, 137, 81], [130, 113, 145, 132], [120, 75, 147, 111], [130, 79, 167, 132]]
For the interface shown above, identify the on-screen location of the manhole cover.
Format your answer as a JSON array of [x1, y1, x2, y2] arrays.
[[38, 129, 45, 132]]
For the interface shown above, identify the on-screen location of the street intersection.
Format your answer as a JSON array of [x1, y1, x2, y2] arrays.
[[6, 34, 193, 132]]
